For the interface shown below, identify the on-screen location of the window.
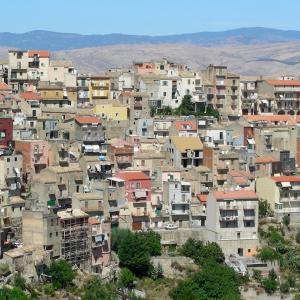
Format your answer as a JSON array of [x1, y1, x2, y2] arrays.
[[51, 219, 54, 226], [56, 232, 58, 237], [163, 92, 167, 97], [188, 79, 191, 84], [54, 67, 58, 71], [0, 130, 6, 140], [237, 232, 240, 239], [14, 157, 17, 162], [136, 182, 141, 189], [6, 158, 10, 162]]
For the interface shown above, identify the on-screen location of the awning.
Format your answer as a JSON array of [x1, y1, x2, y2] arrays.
[[281, 182, 291, 188], [247, 138, 255, 145], [135, 190, 147, 198]]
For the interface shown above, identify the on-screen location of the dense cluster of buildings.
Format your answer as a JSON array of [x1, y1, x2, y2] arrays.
[[0, 49, 299, 278]]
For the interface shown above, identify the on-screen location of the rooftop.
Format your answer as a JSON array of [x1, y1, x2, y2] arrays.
[[57, 208, 88, 220], [244, 115, 296, 126], [266, 80, 300, 86], [28, 50, 50, 58], [213, 190, 258, 200], [171, 136, 203, 152], [174, 120, 197, 132], [75, 116, 102, 125], [115, 171, 150, 181], [271, 176, 300, 183]]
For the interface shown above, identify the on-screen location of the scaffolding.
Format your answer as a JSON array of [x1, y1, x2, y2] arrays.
[[60, 214, 90, 272]]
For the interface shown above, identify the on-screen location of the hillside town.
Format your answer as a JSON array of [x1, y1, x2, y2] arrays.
[[0, 49, 300, 292]]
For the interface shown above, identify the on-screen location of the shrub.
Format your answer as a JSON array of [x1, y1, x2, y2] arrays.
[[296, 231, 300, 244], [118, 268, 136, 289], [261, 278, 277, 294], [14, 273, 26, 290], [280, 281, 290, 293], [252, 270, 262, 282], [46, 260, 76, 289], [268, 269, 277, 281], [43, 283, 55, 296]]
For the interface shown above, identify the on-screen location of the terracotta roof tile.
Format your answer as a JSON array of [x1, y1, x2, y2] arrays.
[[20, 91, 41, 101], [255, 155, 278, 164], [244, 115, 296, 125], [75, 116, 102, 125], [271, 176, 300, 183], [174, 120, 197, 131], [0, 83, 11, 91], [28, 50, 50, 58], [115, 171, 150, 181], [197, 194, 207, 203], [213, 190, 258, 200], [267, 80, 300, 86]]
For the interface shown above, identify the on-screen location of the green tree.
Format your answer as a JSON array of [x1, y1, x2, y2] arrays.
[[256, 247, 279, 263], [111, 228, 133, 252], [139, 230, 161, 256], [46, 260, 76, 289], [81, 277, 117, 300], [283, 215, 290, 229], [170, 262, 241, 300], [261, 278, 277, 294], [118, 233, 151, 276], [259, 199, 272, 218], [293, 294, 300, 300], [118, 268, 136, 289], [175, 95, 194, 116]]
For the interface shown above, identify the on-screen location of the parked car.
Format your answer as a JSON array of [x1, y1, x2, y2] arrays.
[[164, 223, 178, 230]]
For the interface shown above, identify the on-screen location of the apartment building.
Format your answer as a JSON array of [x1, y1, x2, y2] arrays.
[[163, 180, 191, 227], [202, 65, 241, 117], [169, 120, 198, 137], [256, 176, 300, 223], [14, 140, 49, 181], [153, 119, 172, 139], [240, 77, 258, 115], [58, 209, 90, 271], [257, 79, 300, 115], [206, 190, 259, 257], [8, 50, 50, 92], [77, 74, 90, 107], [165, 136, 203, 168], [0, 117, 13, 147], [108, 139, 134, 170], [49, 60, 77, 87], [90, 75, 110, 102]]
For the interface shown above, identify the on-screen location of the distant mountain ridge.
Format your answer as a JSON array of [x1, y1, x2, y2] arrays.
[[2, 27, 300, 51]]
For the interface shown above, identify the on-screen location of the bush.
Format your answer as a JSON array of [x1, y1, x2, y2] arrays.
[[268, 269, 277, 281], [287, 274, 296, 287], [0, 263, 9, 276], [252, 270, 262, 282], [14, 273, 26, 290], [261, 278, 277, 294], [256, 247, 279, 263], [46, 260, 76, 289], [150, 263, 164, 280], [296, 231, 300, 244], [280, 281, 290, 293], [293, 294, 300, 300], [111, 228, 133, 252], [81, 276, 117, 300], [118, 268, 135, 289], [43, 283, 55, 296], [0, 287, 29, 300], [259, 200, 272, 218], [283, 215, 290, 229]]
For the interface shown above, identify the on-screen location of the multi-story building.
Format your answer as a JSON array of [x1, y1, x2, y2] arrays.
[[49, 60, 77, 87], [90, 75, 110, 102], [165, 136, 203, 168], [163, 180, 191, 227], [206, 190, 259, 257], [108, 139, 134, 170], [256, 176, 300, 223], [0, 117, 13, 147], [14, 140, 49, 180], [58, 209, 90, 271]]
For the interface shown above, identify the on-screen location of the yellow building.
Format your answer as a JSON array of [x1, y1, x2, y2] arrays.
[[95, 100, 128, 121], [89, 75, 110, 102]]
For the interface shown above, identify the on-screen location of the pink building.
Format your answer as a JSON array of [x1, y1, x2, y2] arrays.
[[134, 62, 155, 75], [108, 139, 134, 170], [115, 171, 152, 203], [14, 140, 49, 181]]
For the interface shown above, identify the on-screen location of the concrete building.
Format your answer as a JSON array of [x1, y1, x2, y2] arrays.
[[256, 175, 300, 223], [206, 190, 259, 257], [165, 136, 203, 169]]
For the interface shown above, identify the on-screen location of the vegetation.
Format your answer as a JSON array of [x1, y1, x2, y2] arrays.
[[283, 214, 291, 229], [81, 276, 117, 300], [115, 229, 161, 276], [151, 95, 220, 118], [169, 239, 241, 300], [180, 238, 225, 264], [169, 262, 241, 300], [258, 199, 272, 218], [118, 268, 136, 289], [0, 287, 30, 300], [46, 260, 76, 289]]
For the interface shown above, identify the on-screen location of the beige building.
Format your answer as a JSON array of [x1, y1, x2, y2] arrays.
[[48, 60, 77, 87], [206, 190, 259, 257], [256, 175, 300, 223]]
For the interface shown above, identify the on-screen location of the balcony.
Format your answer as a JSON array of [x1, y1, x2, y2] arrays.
[[219, 215, 238, 221], [171, 210, 189, 216], [216, 80, 225, 86], [219, 204, 239, 210], [243, 215, 255, 221], [132, 209, 149, 217]]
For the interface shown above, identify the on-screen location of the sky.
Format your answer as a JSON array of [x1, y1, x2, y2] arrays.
[[2, 0, 300, 35]]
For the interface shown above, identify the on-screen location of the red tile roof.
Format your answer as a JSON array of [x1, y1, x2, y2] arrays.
[[174, 120, 197, 131], [115, 171, 150, 181], [20, 91, 41, 101], [232, 177, 248, 185], [28, 50, 50, 58], [255, 155, 278, 164], [267, 80, 300, 86], [75, 116, 102, 125], [244, 115, 296, 125], [0, 83, 11, 91], [271, 176, 300, 183], [197, 194, 207, 203], [213, 190, 258, 200]]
